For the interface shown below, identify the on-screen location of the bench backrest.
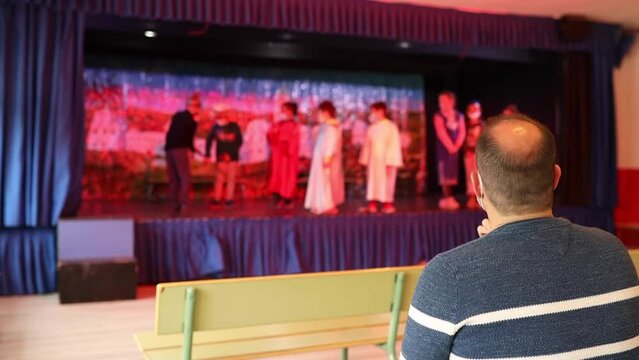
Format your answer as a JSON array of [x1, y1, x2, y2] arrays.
[[400, 266, 423, 311], [155, 265, 424, 335]]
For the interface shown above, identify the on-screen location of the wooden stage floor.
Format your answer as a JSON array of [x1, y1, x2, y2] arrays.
[[0, 287, 400, 360]]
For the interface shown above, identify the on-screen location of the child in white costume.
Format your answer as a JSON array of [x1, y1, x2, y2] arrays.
[[359, 102, 403, 214], [304, 101, 344, 214]]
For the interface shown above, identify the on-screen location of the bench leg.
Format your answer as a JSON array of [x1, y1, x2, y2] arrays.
[[384, 272, 404, 360], [182, 287, 196, 360], [341, 347, 348, 360], [378, 343, 397, 360]]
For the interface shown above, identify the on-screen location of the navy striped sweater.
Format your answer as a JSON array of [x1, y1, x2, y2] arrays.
[[401, 217, 639, 360]]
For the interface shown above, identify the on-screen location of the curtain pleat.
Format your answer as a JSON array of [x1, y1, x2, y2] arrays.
[[591, 54, 618, 208], [0, 228, 56, 295], [0, 4, 84, 228]]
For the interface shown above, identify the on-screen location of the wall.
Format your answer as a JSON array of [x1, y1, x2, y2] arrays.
[[614, 34, 639, 224]]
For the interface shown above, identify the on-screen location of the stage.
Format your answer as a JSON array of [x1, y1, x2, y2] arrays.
[[72, 198, 614, 284]]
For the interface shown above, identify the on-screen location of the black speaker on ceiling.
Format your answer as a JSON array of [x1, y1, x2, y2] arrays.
[[558, 15, 594, 42]]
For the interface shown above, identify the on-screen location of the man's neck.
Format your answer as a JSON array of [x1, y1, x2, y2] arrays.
[[489, 209, 554, 230]]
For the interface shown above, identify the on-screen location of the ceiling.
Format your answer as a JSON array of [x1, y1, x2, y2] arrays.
[[377, 0, 639, 30]]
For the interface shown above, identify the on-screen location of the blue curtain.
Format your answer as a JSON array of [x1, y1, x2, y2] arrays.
[[591, 53, 618, 208], [0, 3, 84, 294], [0, 228, 56, 295], [3, 0, 605, 51]]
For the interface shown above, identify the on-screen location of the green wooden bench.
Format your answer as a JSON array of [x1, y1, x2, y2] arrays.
[[134, 266, 423, 360]]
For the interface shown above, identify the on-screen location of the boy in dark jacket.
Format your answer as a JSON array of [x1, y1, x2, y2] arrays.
[[205, 113, 243, 206]]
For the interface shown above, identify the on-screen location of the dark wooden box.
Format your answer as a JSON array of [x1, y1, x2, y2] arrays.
[[58, 258, 137, 304]]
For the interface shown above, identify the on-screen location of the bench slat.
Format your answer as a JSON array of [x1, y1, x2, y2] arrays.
[[135, 312, 408, 351], [143, 323, 406, 360]]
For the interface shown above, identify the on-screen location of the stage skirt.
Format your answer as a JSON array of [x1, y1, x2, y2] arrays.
[[134, 207, 612, 283]]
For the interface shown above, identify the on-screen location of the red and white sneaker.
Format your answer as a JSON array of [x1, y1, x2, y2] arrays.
[[381, 203, 396, 214], [448, 197, 460, 210], [438, 197, 448, 210], [439, 196, 460, 210], [322, 207, 339, 215]]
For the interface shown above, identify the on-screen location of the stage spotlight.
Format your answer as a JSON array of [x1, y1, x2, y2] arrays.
[[399, 41, 410, 49], [144, 30, 157, 38]]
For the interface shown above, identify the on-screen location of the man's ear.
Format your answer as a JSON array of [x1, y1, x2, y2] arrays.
[[470, 171, 482, 198], [553, 165, 562, 190]]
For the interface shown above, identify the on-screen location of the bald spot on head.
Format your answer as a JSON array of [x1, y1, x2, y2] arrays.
[[490, 120, 545, 166], [476, 114, 556, 216]]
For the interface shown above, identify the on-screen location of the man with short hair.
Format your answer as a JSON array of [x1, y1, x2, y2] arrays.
[[402, 114, 639, 359], [165, 94, 201, 214]]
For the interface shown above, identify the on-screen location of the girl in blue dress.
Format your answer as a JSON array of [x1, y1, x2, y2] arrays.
[[434, 91, 466, 210]]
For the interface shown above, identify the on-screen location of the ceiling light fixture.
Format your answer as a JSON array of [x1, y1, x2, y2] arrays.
[[144, 30, 157, 38]]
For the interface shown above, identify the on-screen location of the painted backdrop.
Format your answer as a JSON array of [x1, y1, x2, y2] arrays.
[[83, 65, 425, 200]]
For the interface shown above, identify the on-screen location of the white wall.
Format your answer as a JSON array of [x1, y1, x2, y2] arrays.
[[615, 34, 639, 169]]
